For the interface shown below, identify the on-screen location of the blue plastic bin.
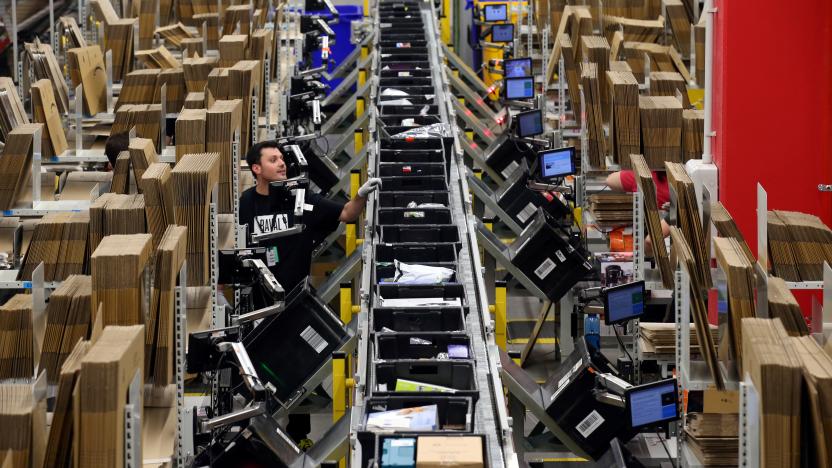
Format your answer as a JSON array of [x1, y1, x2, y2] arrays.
[[308, 5, 363, 92]]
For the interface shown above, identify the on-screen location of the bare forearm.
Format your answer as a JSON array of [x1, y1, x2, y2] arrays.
[[339, 195, 367, 222]]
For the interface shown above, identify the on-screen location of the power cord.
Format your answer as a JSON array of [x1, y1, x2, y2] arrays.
[[613, 324, 634, 366], [656, 431, 676, 468]]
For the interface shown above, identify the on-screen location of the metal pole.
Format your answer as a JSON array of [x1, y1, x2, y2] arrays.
[[702, 0, 716, 164]]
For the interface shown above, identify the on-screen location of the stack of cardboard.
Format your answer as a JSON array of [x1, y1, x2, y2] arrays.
[[682, 109, 704, 161], [602, 15, 664, 43], [650, 71, 690, 107], [790, 335, 832, 466], [632, 154, 673, 288], [207, 99, 243, 214], [581, 36, 611, 121], [767, 276, 809, 337], [685, 412, 739, 466], [667, 162, 711, 288], [607, 70, 640, 167], [157, 68, 187, 112], [112, 104, 163, 148], [639, 95, 683, 169], [24, 40, 70, 114], [192, 13, 220, 49], [147, 226, 187, 385], [670, 226, 723, 388], [89, 193, 147, 253], [172, 153, 220, 286], [181, 38, 205, 58], [623, 41, 691, 82], [714, 237, 757, 369], [183, 56, 218, 94], [581, 63, 606, 168], [116, 69, 161, 109], [0, 78, 31, 142], [31, 80, 69, 158], [229, 60, 260, 155], [695, 15, 706, 83], [569, 7, 593, 62], [136, 46, 182, 69], [88, 0, 134, 81], [138, 0, 156, 49], [184, 91, 206, 109], [128, 137, 159, 191], [59, 16, 87, 49], [91, 235, 153, 326], [78, 325, 144, 468], [0, 124, 37, 209], [67, 46, 108, 115], [140, 163, 177, 249], [40, 275, 93, 384], [711, 201, 755, 264], [110, 153, 131, 194], [559, 34, 582, 122], [219, 34, 249, 68], [741, 318, 801, 468], [639, 322, 718, 355], [175, 109, 208, 162], [156, 22, 197, 48], [0, 381, 47, 467], [0, 294, 35, 379], [19, 212, 90, 281], [664, 0, 691, 57], [207, 67, 230, 100], [768, 210, 832, 282], [45, 340, 89, 468], [223, 5, 253, 35], [587, 193, 633, 227]]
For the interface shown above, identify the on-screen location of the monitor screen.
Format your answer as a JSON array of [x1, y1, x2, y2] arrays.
[[504, 57, 532, 78], [516, 109, 543, 138], [625, 379, 680, 429], [538, 147, 575, 180], [505, 77, 534, 99], [491, 24, 514, 43], [603, 280, 645, 325], [483, 4, 508, 22]]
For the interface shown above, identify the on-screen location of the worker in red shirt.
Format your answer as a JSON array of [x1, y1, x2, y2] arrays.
[[606, 170, 670, 255]]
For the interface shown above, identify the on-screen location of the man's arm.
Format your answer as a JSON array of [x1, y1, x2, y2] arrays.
[[338, 178, 382, 223]]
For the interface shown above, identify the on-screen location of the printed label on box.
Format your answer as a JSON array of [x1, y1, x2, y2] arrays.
[[501, 160, 520, 179], [576, 410, 605, 438], [534, 258, 556, 279], [555, 250, 566, 262], [517, 202, 537, 224], [300, 326, 328, 353]]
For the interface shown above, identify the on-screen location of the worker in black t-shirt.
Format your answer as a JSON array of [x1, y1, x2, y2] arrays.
[[239, 140, 380, 449]]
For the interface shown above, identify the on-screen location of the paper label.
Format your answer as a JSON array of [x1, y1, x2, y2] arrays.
[[517, 202, 537, 224], [266, 246, 278, 267], [398, 71, 411, 77], [534, 258, 556, 280], [555, 250, 566, 262], [300, 326, 327, 353], [501, 160, 520, 179], [576, 410, 605, 438]]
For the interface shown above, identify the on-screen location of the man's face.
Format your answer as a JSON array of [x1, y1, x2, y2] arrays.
[[254, 147, 287, 182]]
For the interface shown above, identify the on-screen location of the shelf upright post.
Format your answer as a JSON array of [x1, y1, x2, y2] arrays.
[[124, 369, 143, 468], [175, 262, 189, 467], [75, 84, 84, 152], [738, 375, 760, 467], [31, 125, 43, 206], [633, 188, 645, 282]]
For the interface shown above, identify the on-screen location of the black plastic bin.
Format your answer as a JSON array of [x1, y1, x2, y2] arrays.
[[379, 175, 448, 192], [377, 283, 466, 303], [379, 191, 449, 208], [377, 207, 452, 225], [371, 307, 466, 332], [375, 243, 457, 263], [495, 167, 570, 227], [379, 225, 459, 244], [372, 360, 479, 399], [484, 134, 537, 177], [375, 434, 489, 468], [375, 332, 471, 360], [365, 395, 474, 432], [379, 77, 434, 87], [378, 162, 445, 177], [380, 105, 439, 116], [379, 148, 445, 164], [380, 69, 431, 78]]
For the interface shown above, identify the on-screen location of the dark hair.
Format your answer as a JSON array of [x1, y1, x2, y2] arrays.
[[245, 140, 283, 174], [104, 132, 130, 167]]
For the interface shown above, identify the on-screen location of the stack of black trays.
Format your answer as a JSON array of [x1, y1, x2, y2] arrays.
[[361, 1, 489, 466]]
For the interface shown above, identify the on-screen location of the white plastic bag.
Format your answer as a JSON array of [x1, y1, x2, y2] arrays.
[[393, 260, 454, 285]]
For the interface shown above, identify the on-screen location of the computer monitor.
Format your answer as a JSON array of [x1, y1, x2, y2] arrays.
[[505, 76, 534, 100], [516, 109, 543, 138], [483, 3, 508, 22], [503, 57, 532, 78], [537, 146, 576, 180], [624, 378, 680, 430], [491, 23, 514, 43], [603, 280, 645, 325]]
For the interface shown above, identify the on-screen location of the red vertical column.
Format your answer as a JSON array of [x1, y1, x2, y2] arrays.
[[711, 0, 832, 311]]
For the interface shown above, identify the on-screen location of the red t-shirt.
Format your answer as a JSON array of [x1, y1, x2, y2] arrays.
[[619, 170, 670, 207]]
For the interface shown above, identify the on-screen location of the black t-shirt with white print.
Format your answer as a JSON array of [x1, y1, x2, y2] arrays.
[[239, 186, 344, 292]]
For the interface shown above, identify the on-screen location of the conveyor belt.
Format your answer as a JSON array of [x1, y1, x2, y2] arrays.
[[349, 1, 518, 466]]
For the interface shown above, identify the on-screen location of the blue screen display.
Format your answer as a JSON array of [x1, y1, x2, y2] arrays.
[[484, 4, 508, 21], [504, 58, 532, 78], [539, 148, 574, 178], [629, 381, 678, 428], [506, 77, 534, 99], [492, 24, 514, 42], [607, 282, 644, 323], [517, 110, 542, 137]]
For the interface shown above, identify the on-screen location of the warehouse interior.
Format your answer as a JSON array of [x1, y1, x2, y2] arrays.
[[0, 0, 831, 466]]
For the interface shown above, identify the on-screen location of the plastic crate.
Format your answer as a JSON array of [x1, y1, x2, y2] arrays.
[[375, 243, 458, 263], [379, 225, 460, 244], [379, 148, 445, 164], [377, 207, 452, 225], [380, 105, 439, 116], [379, 175, 448, 192], [372, 360, 479, 400], [375, 261, 457, 284], [371, 307, 466, 332], [379, 191, 450, 208], [365, 395, 474, 432], [375, 332, 471, 360]]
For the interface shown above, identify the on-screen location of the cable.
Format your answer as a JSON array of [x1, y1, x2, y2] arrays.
[[613, 324, 634, 367], [656, 431, 676, 468]]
